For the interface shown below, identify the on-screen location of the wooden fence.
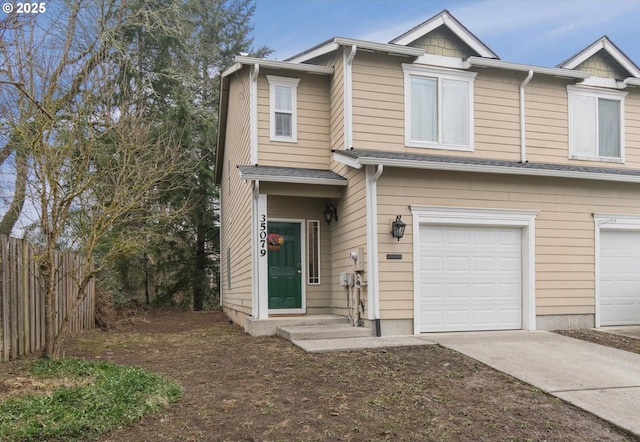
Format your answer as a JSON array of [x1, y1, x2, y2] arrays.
[[0, 235, 95, 361]]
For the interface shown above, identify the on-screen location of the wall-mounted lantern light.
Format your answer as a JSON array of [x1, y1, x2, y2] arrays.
[[323, 203, 338, 224], [391, 215, 406, 241]]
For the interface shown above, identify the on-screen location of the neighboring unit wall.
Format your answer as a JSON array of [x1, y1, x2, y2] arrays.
[[267, 195, 333, 314], [375, 167, 640, 329], [257, 69, 331, 169], [220, 68, 254, 323]]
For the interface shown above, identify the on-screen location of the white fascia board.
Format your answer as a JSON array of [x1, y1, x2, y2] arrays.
[[579, 76, 627, 89], [234, 55, 334, 75], [239, 172, 347, 186], [468, 56, 590, 79], [332, 151, 363, 169], [333, 37, 424, 57], [285, 41, 340, 63], [624, 77, 640, 87], [354, 155, 640, 184], [221, 62, 243, 78], [287, 37, 423, 64]]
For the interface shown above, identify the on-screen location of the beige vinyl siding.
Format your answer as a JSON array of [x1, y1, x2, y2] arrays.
[[626, 92, 640, 164], [352, 52, 404, 149], [328, 164, 367, 316], [220, 68, 254, 318], [312, 50, 345, 151], [375, 167, 640, 321], [267, 196, 332, 314], [257, 69, 331, 169]]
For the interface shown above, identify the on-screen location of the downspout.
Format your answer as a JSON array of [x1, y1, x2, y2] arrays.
[[520, 70, 533, 163], [366, 164, 384, 336], [250, 64, 259, 164], [344, 45, 356, 150]]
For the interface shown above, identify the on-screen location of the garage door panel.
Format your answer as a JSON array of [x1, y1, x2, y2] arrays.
[[419, 225, 523, 332], [599, 230, 640, 326]]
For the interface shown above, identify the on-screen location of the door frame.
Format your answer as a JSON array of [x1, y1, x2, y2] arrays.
[[267, 218, 306, 315], [594, 213, 640, 327]]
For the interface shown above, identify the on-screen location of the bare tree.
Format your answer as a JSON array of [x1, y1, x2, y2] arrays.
[[1, 0, 193, 357]]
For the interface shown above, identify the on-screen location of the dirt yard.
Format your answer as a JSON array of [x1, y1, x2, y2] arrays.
[[5, 310, 639, 441]]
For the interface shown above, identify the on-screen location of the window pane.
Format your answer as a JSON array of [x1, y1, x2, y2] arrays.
[[275, 85, 292, 111], [275, 112, 292, 136], [307, 221, 320, 284], [442, 79, 469, 145], [572, 94, 597, 157], [598, 98, 620, 157], [411, 77, 437, 142]]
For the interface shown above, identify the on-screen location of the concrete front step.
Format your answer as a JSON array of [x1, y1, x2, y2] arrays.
[[245, 314, 349, 336], [277, 323, 373, 341]]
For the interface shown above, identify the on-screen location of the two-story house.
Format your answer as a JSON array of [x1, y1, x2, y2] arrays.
[[215, 10, 640, 337]]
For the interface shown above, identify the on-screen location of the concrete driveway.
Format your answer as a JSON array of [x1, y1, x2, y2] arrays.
[[425, 330, 640, 437]]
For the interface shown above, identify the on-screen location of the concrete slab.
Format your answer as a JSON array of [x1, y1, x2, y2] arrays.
[[292, 336, 436, 353], [598, 325, 640, 340], [555, 387, 640, 436], [426, 330, 640, 437], [278, 323, 372, 340]]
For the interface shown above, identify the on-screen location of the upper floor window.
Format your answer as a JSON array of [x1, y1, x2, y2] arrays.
[[403, 64, 476, 151], [267, 75, 300, 143], [568, 86, 626, 162]]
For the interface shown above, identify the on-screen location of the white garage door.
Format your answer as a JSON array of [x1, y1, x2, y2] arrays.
[[600, 230, 640, 326], [419, 225, 523, 332]]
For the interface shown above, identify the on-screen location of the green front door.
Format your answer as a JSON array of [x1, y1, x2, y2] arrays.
[[268, 222, 302, 310]]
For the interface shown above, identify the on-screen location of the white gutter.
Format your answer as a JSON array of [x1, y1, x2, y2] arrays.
[[520, 70, 533, 163], [333, 151, 640, 184], [468, 56, 591, 79], [344, 45, 356, 150], [238, 173, 348, 186], [250, 64, 259, 165], [234, 55, 334, 75], [365, 164, 383, 335]]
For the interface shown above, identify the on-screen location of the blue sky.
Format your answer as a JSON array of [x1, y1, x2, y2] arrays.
[[252, 0, 640, 68]]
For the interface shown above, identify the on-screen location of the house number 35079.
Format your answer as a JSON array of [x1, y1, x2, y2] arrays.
[[259, 214, 267, 256]]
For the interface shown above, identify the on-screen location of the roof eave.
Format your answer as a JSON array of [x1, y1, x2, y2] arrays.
[[286, 37, 424, 63], [238, 173, 348, 186], [468, 56, 591, 79], [333, 151, 640, 184], [233, 55, 334, 74]]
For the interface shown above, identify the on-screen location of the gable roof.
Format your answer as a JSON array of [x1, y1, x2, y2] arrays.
[[558, 36, 640, 78], [389, 9, 498, 59]]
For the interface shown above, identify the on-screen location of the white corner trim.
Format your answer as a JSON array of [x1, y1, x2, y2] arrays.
[[410, 206, 538, 334], [250, 64, 259, 165], [344, 45, 356, 150]]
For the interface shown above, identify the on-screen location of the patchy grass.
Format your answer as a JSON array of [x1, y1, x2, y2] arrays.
[[0, 358, 181, 442]]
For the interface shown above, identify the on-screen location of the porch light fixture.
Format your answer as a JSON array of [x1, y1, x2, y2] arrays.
[[391, 215, 406, 241], [323, 203, 338, 224]]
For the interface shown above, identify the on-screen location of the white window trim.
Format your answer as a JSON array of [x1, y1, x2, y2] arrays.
[[593, 213, 640, 327], [567, 85, 627, 163], [267, 75, 300, 143], [403, 64, 476, 152], [410, 206, 538, 334]]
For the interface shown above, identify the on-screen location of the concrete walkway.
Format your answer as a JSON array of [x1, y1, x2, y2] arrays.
[[426, 330, 640, 437]]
